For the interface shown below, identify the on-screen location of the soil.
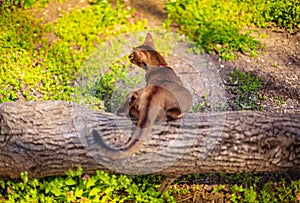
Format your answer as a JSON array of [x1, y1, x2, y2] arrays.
[[35, 0, 300, 202], [221, 28, 300, 114]]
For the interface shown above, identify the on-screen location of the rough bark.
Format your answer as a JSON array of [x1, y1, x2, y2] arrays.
[[0, 101, 299, 179]]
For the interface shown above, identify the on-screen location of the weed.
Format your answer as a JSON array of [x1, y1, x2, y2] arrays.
[[228, 69, 264, 110], [212, 185, 225, 193], [165, 0, 261, 60], [230, 177, 300, 202], [273, 95, 286, 107], [95, 59, 130, 110], [1, 171, 299, 202], [191, 94, 208, 112], [0, 0, 50, 11], [272, 62, 279, 68], [0, 168, 175, 202]]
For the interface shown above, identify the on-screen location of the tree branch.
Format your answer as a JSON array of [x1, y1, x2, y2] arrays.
[[0, 101, 299, 179]]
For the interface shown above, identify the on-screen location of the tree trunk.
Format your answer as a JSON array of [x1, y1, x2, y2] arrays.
[[0, 101, 299, 179]]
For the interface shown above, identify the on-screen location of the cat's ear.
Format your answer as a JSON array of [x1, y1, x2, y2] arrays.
[[142, 33, 155, 49]]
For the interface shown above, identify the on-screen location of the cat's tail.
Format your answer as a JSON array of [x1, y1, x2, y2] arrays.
[[92, 125, 153, 160], [92, 87, 162, 160]]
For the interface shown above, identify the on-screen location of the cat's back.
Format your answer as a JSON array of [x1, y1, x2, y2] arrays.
[[146, 66, 183, 86]]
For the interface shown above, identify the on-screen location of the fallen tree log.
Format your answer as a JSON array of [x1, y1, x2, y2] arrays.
[[0, 101, 299, 179]]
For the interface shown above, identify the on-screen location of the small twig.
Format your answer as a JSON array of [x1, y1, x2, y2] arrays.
[[177, 195, 194, 203], [223, 82, 241, 86], [193, 191, 199, 203]]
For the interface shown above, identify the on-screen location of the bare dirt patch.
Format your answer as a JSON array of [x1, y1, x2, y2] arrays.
[[123, 0, 167, 28], [221, 29, 300, 113], [35, 0, 89, 23]]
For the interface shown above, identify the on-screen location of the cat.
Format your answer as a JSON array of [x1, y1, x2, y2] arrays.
[[93, 33, 192, 159]]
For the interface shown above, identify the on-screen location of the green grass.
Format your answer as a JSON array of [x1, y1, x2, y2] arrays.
[[0, 168, 175, 203], [0, 0, 146, 103], [165, 0, 300, 60], [0, 0, 50, 11], [228, 69, 264, 110], [238, 0, 300, 33], [1, 169, 299, 202], [230, 177, 300, 203], [4, 170, 299, 202]]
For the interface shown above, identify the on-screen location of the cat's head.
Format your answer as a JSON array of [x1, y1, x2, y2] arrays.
[[129, 33, 167, 68]]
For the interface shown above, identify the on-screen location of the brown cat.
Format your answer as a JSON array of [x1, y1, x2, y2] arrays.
[[93, 33, 192, 159]]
